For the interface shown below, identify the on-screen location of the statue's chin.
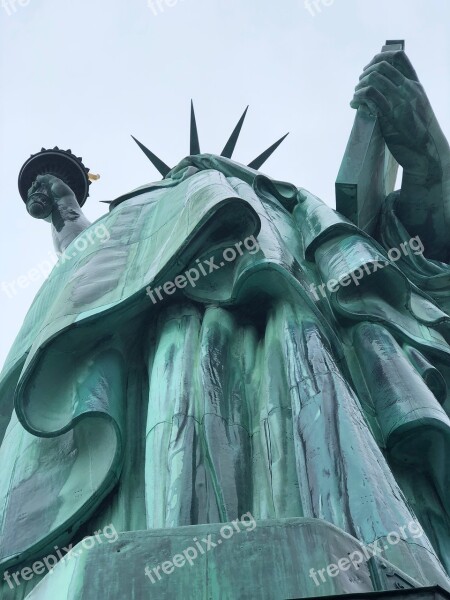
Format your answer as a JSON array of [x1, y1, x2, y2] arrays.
[[26, 193, 53, 219]]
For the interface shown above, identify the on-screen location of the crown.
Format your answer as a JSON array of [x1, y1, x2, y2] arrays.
[[131, 101, 289, 177]]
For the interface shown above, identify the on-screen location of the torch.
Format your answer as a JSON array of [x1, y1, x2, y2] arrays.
[[18, 147, 100, 219]]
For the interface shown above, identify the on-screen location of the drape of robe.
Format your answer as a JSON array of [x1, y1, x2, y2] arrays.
[[1, 155, 450, 598]]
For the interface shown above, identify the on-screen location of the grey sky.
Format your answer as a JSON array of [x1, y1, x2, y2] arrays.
[[0, 0, 449, 367]]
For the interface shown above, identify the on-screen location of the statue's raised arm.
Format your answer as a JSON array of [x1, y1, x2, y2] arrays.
[[351, 49, 450, 261], [26, 173, 91, 255]]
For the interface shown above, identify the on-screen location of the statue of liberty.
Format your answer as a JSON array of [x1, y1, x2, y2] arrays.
[[1, 44, 450, 599]]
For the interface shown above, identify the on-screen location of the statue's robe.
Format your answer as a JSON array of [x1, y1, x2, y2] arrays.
[[1, 155, 450, 597]]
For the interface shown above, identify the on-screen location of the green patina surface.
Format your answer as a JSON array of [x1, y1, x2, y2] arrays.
[[1, 45, 450, 599]]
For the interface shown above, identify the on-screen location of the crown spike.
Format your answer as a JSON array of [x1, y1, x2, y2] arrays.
[[131, 135, 171, 177], [247, 133, 289, 170], [221, 106, 249, 159], [190, 100, 201, 155]]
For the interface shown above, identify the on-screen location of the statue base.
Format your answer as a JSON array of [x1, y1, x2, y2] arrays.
[[22, 518, 448, 599]]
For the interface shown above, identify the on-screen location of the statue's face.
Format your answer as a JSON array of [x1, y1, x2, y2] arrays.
[[26, 178, 53, 219]]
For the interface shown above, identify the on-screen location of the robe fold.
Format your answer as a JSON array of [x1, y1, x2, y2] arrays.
[[1, 155, 450, 597]]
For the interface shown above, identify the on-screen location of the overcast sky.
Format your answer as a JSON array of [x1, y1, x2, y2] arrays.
[[0, 0, 449, 367]]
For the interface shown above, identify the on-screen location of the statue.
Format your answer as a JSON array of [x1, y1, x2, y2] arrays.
[[1, 43, 450, 599]]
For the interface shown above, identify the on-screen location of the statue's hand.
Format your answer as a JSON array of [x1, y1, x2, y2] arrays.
[[351, 50, 444, 181], [27, 174, 79, 220], [26, 174, 91, 253]]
